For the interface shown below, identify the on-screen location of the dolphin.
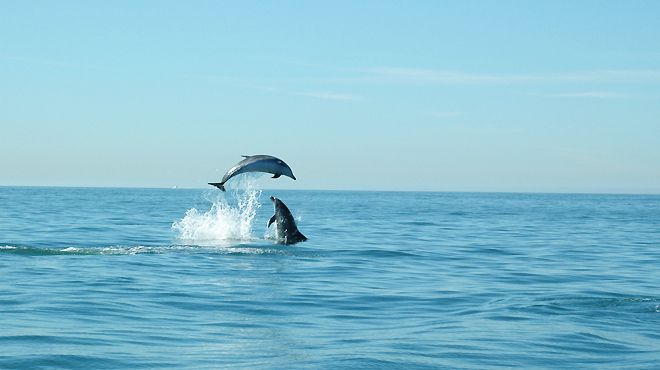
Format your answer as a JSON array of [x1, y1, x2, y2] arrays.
[[267, 196, 307, 245], [209, 155, 296, 191]]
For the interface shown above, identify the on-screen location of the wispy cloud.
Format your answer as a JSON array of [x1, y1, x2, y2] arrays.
[[571, 70, 660, 83], [362, 67, 509, 84], [192, 74, 362, 102], [294, 91, 361, 101], [547, 91, 627, 98], [0, 55, 108, 71], [187, 74, 286, 93], [360, 67, 660, 85], [429, 111, 463, 118]]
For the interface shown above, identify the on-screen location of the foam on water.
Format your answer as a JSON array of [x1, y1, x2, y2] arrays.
[[0, 244, 300, 256], [0, 245, 160, 256], [172, 175, 264, 245]]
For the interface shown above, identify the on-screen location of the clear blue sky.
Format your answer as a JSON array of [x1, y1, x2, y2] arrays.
[[1, 1, 659, 193]]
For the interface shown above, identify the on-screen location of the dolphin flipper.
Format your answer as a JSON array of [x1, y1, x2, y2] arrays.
[[268, 215, 276, 228]]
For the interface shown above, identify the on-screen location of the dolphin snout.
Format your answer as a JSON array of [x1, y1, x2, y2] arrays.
[[291, 175, 297, 180], [270, 196, 275, 202]]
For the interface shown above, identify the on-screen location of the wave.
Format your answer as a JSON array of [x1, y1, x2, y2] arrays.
[[172, 175, 268, 246], [488, 294, 660, 315], [0, 243, 304, 257], [0, 245, 163, 256]]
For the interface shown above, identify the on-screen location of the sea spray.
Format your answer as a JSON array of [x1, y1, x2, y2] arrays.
[[172, 175, 263, 244]]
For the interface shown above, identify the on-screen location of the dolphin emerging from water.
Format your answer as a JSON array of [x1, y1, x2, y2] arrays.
[[268, 196, 307, 245], [209, 155, 296, 191]]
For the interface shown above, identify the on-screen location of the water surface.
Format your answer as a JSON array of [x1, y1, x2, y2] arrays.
[[1, 186, 659, 369]]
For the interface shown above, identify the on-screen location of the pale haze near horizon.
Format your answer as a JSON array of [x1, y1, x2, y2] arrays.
[[1, 1, 659, 193]]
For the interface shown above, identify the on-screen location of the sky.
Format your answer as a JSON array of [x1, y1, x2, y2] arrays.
[[1, 1, 659, 193]]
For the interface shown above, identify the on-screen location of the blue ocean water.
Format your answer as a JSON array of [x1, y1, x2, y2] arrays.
[[1, 185, 659, 369]]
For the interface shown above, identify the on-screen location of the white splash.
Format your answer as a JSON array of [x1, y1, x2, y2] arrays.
[[172, 175, 263, 245]]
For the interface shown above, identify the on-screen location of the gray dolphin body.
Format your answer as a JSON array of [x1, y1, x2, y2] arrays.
[[268, 196, 307, 245], [209, 155, 296, 191]]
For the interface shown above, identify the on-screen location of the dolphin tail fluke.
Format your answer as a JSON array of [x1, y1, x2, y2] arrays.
[[294, 231, 307, 243], [208, 182, 226, 191]]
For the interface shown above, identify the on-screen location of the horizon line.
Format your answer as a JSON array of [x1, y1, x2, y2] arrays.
[[1, 184, 658, 197]]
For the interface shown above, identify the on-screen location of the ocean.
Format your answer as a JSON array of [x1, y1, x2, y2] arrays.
[[1, 184, 659, 369]]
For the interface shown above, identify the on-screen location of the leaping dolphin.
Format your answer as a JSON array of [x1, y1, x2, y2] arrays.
[[268, 196, 307, 245], [209, 155, 296, 191]]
